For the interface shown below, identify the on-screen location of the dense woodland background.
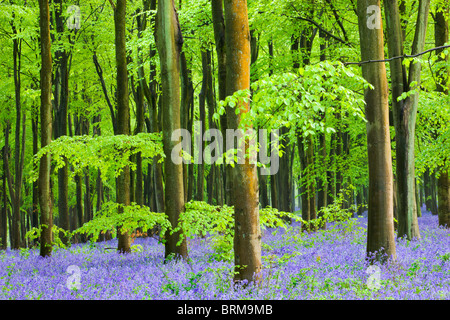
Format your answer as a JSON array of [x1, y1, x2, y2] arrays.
[[0, 0, 449, 284]]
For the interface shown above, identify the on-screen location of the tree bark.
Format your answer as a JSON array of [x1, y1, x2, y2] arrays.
[[31, 112, 39, 233], [298, 133, 310, 232], [224, 0, 262, 284], [53, 0, 70, 245], [155, 0, 188, 261], [306, 134, 317, 227], [357, 0, 396, 263], [195, 51, 208, 202], [3, 19, 26, 250], [1, 147, 8, 250], [258, 130, 269, 208], [384, 0, 430, 240], [277, 128, 292, 215], [211, 0, 231, 206], [438, 170, 450, 228], [38, 0, 53, 257], [435, 3, 450, 228], [180, 51, 193, 203], [133, 4, 149, 206], [114, 0, 131, 254]]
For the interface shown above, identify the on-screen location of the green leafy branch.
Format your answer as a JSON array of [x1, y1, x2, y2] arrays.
[[28, 132, 164, 182]]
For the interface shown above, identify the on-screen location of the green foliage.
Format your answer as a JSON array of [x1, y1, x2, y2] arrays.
[[29, 133, 164, 182], [25, 224, 71, 250], [247, 61, 369, 133], [175, 200, 234, 261], [176, 200, 234, 241], [438, 253, 450, 262], [259, 206, 301, 229], [74, 201, 171, 243], [298, 186, 358, 232], [176, 201, 301, 262], [416, 90, 450, 176], [130, 244, 144, 253]]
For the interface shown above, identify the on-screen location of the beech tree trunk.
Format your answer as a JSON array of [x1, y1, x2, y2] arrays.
[[3, 19, 26, 250], [54, 0, 70, 245], [298, 133, 310, 232], [180, 51, 193, 203], [32, 111, 39, 232], [211, 0, 231, 206], [224, 0, 262, 283], [435, 3, 450, 228], [277, 129, 293, 215], [155, 0, 188, 261], [114, 0, 131, 254], [1, 148, 8, 250], [384, 0, 430, 240], [357, 0, 396, 263], [38, 0, 53, 257]]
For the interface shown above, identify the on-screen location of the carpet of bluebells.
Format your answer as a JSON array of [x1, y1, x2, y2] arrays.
[[0, 207, 449, 300]]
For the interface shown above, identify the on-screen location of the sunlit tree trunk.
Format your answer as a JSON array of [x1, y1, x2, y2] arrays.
[[224, 0, 262, 283], [357, 0, 396, 263]]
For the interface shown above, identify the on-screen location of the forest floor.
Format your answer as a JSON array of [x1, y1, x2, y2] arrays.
[[0, 207, 449, 300]]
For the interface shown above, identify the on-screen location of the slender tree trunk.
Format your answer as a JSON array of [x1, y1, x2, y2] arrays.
[[83, 116, 92, 226], [267, 39, 278, 211], [155, 0, 188, 261], [93, 115, 104, 217], [12, 35, 24, 250], [357, 0, 396, 263], [72, 116, 84, 239], [4, 21, 26, 250], [31, 112, 39, 232], [335, 110, 343, 195], [258, 130, 269, 208], [38, 0, 53, 257], [53, 0, 70, 245], [270, 143, 278, 209], [431, 171, 439, 215], [327, 133, 336, 204], [438, 170, 450, 228], [298, 134, 311, 232], [1, 148, 8, 250], [150, 84, 165, 213], [204, 50, 217, 205], [211, 0, 230, 206], [306, 134, 316, 227], [317, 29, 328, 220], [277, 128, 292, 215], [384, 0, 430, 240], [424, 168, 433, 212], [393, 177, 398, 230], [415, 178, 421, 218], [114, 0, 131, 254], [317, 126, 328, 215], [134, 4, 149, 206], [180, 51, 193, 203], [195, 51, 208, 202]]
